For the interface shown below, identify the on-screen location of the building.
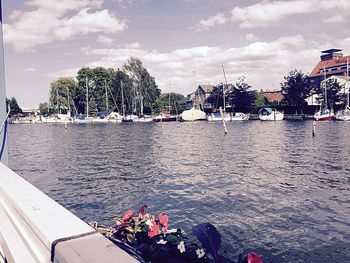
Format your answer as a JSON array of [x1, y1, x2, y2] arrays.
[[309, 49, 350, 88], [179, 84, 214, 110], [260, 90, 284, 105]]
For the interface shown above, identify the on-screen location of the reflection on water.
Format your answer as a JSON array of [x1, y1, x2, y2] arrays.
[[8, 121, 350, 262]]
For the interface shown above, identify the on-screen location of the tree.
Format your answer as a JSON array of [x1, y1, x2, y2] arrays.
[[49, 77, 78, 115], [318, 78, 342, 109], [281, 70, 311, 112], [123, 57, 160, 115], [227, 76, 256, 113], [6, 97, 22, 117], [254, 93, 267, 108], [155, 92, 185, 114]]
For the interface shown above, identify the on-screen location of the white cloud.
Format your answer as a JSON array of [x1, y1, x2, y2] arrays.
[[4, 0, 127, 52], [323, 15, 344, 23], [231, 0, 350, 28], [97, 35, 114, 45], [124, 42, 141, 49], [75, 36, 321, 94], [245, 33, 257, 41], [192, 13, 228, 32], [47, 67, 80, 79]]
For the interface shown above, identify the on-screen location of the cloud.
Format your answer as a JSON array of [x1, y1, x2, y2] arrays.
[[231, 0, 350, 28], [192, 13, 228, 32], [97, 35, 114, 45], [4, 0, 127, 52], [74, 35, 323, 95], [323, 15, 344, 23], [245, 33, 257, 41]]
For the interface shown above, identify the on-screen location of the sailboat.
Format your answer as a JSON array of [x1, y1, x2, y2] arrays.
[[207, 66, 230, 122], [314, 67, 335, 121], [153, 93, 177, 122], [74, 76, 93, 124], [336, 59, 350, 121]]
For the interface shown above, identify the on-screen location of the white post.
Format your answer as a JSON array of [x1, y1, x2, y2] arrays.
[[219, 106, 228, 135], [0, 2, 8, 165]]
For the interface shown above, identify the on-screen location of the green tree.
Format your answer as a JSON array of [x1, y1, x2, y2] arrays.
[[123, 57, 160, 114], [281, 70, 311, 112], [155, 92, 185, 114], [49, 77, 78, 115], [254, 93, 267, 108], [318, 78, 342, 109], [227, 76, 256, 113], [6, 97, 22, 117]]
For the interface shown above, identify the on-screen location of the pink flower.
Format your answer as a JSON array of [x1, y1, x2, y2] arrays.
[[148, 220, 160, 238], [158, 213, 168, 232], [247, 252, 263, 263], [122, 210, 134, 222]]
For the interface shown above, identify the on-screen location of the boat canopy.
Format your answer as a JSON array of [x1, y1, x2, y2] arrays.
[[258, 108, 273, 115]]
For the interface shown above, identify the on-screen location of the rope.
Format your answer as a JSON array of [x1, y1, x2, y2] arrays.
[[0, 105, 10, 161]]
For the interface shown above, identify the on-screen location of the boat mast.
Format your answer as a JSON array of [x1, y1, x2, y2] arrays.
[[86, 76, 89, 118], [347, 58, 350, 109], [105, 79, 109, 110], [0, 2, 8, 165], [121, 80, 125, 117], [222, 65, 228, 113], [323, 65, 327, 108]]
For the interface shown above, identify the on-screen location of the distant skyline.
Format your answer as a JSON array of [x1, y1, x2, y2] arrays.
[[3, 0, 350, 107]]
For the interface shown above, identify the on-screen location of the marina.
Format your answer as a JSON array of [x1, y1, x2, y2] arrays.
[[8, 121, 350, 262]]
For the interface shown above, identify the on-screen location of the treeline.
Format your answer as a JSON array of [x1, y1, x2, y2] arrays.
[[40, 57, 184, 116]]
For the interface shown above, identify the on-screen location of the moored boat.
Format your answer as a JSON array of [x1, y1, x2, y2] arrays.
[[232, 112, 250, 121], [180, 107, 206, 121], [258, 108, 284, 121], [207, 111, 231, 122]]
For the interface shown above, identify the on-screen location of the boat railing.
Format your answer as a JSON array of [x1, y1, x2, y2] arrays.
[[0, 163, 138, 263]]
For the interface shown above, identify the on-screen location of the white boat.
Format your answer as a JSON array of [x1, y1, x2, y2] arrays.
[[207, 111, 232, 122], [133, 115, 153, 122], [232, 112, 250, 121], [258, 108, 284, 121], [336, 62, 350, 121], [180, 107, 206, 121]]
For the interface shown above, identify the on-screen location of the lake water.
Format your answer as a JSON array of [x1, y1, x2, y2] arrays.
[[8, 121, 350, 262]]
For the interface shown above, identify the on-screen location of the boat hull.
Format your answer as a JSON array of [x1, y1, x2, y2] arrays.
[[153, 116, 177, 122]]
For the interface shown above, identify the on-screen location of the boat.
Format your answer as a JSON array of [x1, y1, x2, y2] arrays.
[[180, 107, 206, 121], [133, 115, 153, 122], [232, 112, 250, 121], [207, 111, 232, 121], [336, 59, 350, 121], [153, 113, 177, 122], [258, 108, 284, 121], [314, 66, 335, 121]]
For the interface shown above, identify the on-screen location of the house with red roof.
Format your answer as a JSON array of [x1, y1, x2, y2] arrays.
[[309, 49, 350, 88]]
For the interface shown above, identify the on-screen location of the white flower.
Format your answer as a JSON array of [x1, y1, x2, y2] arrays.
[[177, 241, 186, 253], [196, 248, 205, 258], [145, 219, 153, 227], [156, 239, 167, 245]]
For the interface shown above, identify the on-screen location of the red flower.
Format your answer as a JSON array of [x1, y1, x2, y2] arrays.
[[122, 210, 134, 222], [158, 213, 168, 232], [148, 220, 160, 238], [247, 252, 263, 263]]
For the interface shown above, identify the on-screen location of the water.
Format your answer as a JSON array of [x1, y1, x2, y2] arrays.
[[8, 121, 350, 262]]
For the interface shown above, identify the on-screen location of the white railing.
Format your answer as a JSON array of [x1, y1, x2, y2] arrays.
[[0, 163, 138, 263]]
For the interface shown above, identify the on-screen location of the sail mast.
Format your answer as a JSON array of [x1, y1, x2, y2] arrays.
[[86, 76, 89, 118], [105, 79, 109, 110], [0, 2, 8, 165], [222, 65, 228, 113], [121, 80, 125, 117]]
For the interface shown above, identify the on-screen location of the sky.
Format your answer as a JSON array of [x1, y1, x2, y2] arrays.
[[2, 0, 350, 108]]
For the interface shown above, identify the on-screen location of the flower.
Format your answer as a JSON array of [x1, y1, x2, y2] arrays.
[[247, 252, 263, 263], [196, 248, 205, 258], [177, 241, 186, 253], [148, 220, 160, 238], [156, 239, 167, 245], [122, 210, 134, 223], [145, 219, 153, 227], [158, 213, 168, 232]]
